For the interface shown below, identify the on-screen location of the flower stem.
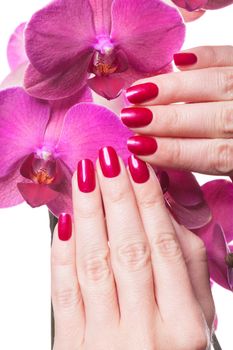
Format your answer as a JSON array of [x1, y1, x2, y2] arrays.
[[49, 211, 57, 349], [212, 333, 222, 350]]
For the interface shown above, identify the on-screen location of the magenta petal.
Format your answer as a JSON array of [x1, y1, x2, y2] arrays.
[[88, 75, 125, 100], [25, 0, 96, 75], [89, 0, 113, 35], [57, 103, 132, 172], [168, 198, 211, 230], [201, 180, 233, 243], [0, 163, 25, 208], [111, 0, 185, 72], [204, 0, 233, 9], [24, 53, 92, 100], [7, 23, 28, 71], [48, 192, 73, 218], [166, 169, 204, 207], [172, 0, 207, 11], [17, 183, 59, 207], [0, 88, 50, 178]]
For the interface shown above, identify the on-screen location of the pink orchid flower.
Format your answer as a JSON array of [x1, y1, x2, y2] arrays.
[[172, 0, 233, 11], [196, 180, 233, 291], [23, 0, 185, 100], [0, 87, 131, 216]]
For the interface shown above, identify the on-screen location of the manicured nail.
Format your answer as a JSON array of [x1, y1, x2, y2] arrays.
[[99, 146, 121, 178], [128, 155, 150, 184], [127, 136, 158, 156], [126, 83, 159, 104], [77, 159, 96, 193], [173, 52, 197, 66], [120, 107, 153, 128], [58, 213, 72, 241]]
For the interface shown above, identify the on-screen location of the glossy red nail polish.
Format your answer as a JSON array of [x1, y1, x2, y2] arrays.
[[58, 213, 72, 241], [99, 146, 120, 178], [173, 53, 197, 66], [126, 83, 159, 104], [120, 107, 153, 128], [127, 136, 158, 156], [77, 159, 96, 193], [128, 155, 150, 184]]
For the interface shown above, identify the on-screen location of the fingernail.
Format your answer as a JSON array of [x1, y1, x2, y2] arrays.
[[127, 136, 158, 156], [173, 52, 197, 66], [126, 83, 159, 104], [77, 159, 96, 193], [99, 146, 121, 178], [128, 155, 150, 184], [120, 107, 153, 128], [58, 213, 72, 241]]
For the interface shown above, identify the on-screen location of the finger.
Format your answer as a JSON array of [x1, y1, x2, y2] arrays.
[[125, 67, 233, 105], [127, 136, 233, 176], [171, 219, 215, 330], [128, 157, 203, 325], [174, 46, 233, 70], [121, 101, 233, 139], [96, 147, 156, 323], [73, 159, 119, 332], [51, 216, 84, 349]]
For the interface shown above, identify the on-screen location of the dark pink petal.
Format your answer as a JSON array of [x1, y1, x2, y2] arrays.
[[201, 180, 233, 243], [57, 103, 132, 172], [25, 0, 95, 75], [0, 161, 25, 207], [111, 0, 185, 73], [167, 196, 212, 229], [205, 0, 233, 9], [88, 75, 125, 100], [172, 0, 207, 11], [89, 0, 113, 35], [24, 52, 92, 100], [7, 23, 28, 71], [17, 183, 59, 207], [0, 88, 50, 178], [166, 169, 204, 207]]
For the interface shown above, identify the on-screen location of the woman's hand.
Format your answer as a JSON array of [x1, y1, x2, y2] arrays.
[[52, 148, 215, 350], [122, 46, 233, 179]]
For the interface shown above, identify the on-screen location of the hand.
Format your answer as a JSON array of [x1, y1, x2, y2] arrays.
[[122, 46, 233, 180], [51, 148, 215, 350]]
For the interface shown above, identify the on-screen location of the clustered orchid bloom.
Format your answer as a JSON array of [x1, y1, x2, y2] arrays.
[[23, 0, 185, 100], [172, 0, 233, 11]]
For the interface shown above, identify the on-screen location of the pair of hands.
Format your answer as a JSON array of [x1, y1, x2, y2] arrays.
[[52, 45, 233, 349]]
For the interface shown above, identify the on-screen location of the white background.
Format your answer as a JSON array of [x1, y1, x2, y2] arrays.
[[0, 1, 233, 349]]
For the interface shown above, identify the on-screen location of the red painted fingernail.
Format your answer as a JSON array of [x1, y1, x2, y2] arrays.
[[120, 107, 153, 128], [126, 83, 159, 104], [127, 136, 158, 156], [58, 213, 72, 241], [128, 155, 150, 184], [173, 53, 197, 66], [99, 146, 121, 178], [77, 159, 96, 193]]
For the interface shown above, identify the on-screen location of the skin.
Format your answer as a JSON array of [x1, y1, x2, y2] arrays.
[[126, 46, 233, 181], [52, 156, 215, 350]]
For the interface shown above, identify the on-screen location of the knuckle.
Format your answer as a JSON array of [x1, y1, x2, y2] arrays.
[[219, 69, 233, 100], [209, 140, 233, 175], [83, 249, 110, 282], [137, 191, 163, 209], [218, 103, 233, 137], [151, 232, 182, 260], [77, 201, 102, 219], [106, 182, 131, 205], [117, 241, 150, 271], [53, 286, 80, 310], [173, 329, 208, 350]]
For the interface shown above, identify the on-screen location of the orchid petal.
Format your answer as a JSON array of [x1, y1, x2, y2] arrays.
[[166, 169, 204, 207], [204, 0, 233, 9], [0, 63, 27, 89], [24, 52, 92, 100], [89, 0, 113, 35], [0, 88, 50, 178], [17, 183, 59, 208], [57, 103, 132, 172], [25, 0, 96, 75], [172, 0, 207, 11], [87, 75, 125, 100], [0, 162, 25, 207], [111, 0, 185, 73], [7, 23, 28, 71], [201, 180, 233, 243]]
